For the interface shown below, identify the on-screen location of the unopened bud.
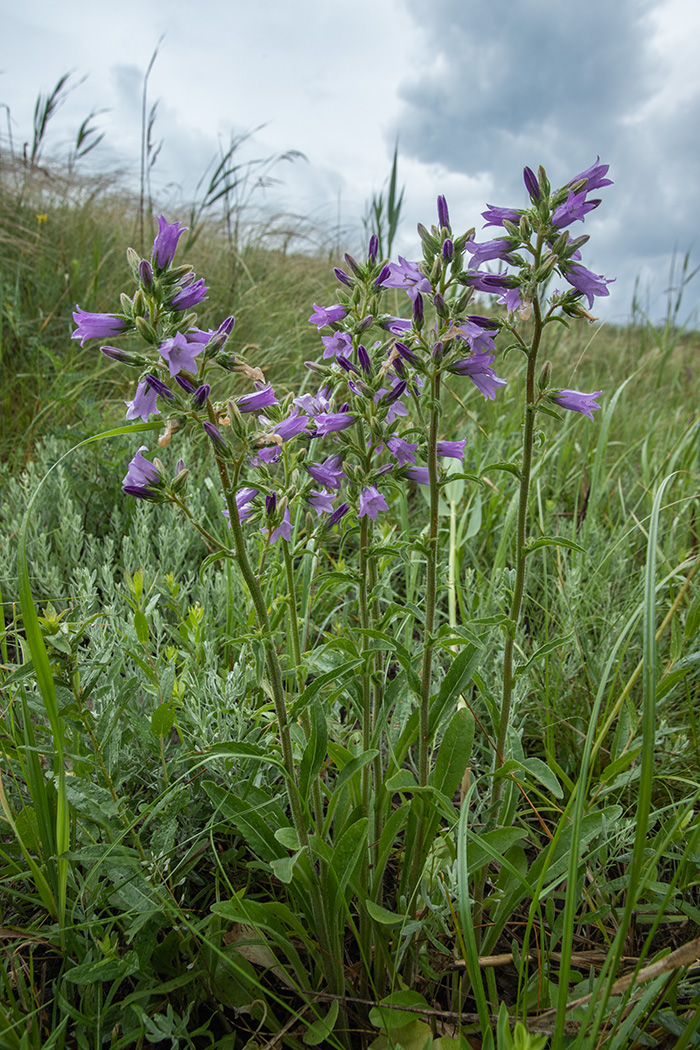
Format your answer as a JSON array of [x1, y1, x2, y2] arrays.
[[192, 384, 210, 409], [139, 259, 154, 289], [171, 467, 190, 493], [433, 292, 449, 318], [432, 341, 444, 362], [442, 238, 454, 262], [126, 247, 140, 279], [538, 361, 552, 390], [356, 314, 374, 333], [134, 315, 159, 344], [417, 223, 441, 255], [132, 289, 147, 317], [413, 293, 424, 330], [334, 267, 354, 288], [101, 345, 146, 366], [120, 293, 134, 317]]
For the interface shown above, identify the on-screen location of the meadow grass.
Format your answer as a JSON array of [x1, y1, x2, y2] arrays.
[[0, 159, 699, 1050]]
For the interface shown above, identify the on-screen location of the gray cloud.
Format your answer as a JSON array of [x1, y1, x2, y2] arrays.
[[392, 0, 700, 323]]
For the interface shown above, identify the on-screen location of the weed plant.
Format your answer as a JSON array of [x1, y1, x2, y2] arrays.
[[0, 156, 699, 1050]]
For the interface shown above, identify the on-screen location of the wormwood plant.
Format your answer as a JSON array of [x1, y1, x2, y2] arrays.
[[10, 161, 700, 1047]]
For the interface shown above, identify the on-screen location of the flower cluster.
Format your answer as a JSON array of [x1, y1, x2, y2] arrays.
[[72, 161, 611, 541]]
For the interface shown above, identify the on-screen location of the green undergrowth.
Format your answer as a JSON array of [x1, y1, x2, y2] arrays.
[[1, 166, 700, 1049]]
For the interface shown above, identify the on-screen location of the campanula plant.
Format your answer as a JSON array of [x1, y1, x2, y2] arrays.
[[69, 159, 614, 1044]]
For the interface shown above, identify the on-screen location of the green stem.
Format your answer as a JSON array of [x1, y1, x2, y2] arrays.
[[206, 432, 341, 996], [492, 299, 544, 806], [282, 540, 324, 831], [419, 369, 441, 788]]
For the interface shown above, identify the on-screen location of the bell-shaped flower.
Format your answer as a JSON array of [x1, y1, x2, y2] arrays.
[[358, 486, 388, 521], [551, 389, 602, 420]]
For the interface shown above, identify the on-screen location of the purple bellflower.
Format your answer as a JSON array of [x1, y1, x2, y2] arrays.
[[72, 308, 126, 346], [125, 379, 160, 422], [482, 204, 523, 228], [563, 262, 615, 308], [464, 237, 516, 269], [262, 507, 293, 544], [404, 466, 431, 486], [158, 332, 205, 377], [309, 303, 347, 329], [568, 157, 612, 193], [437, 440, 466, 460], [321, 331, 353, 359], [387, 436, 419, 466], [455, 320, 498, 355], [551, 389, 602, 419], [307, 453, 345, 490], [169, 276, 208, 311], [122, 447, 162, 499], [314, 411, 355, 436], [523, 166, 541, 201], [551, 189, 601, 229], [358, 486, 388, 521], [437, 195, 450, 231], [236, 384, 279, 414], [152, 217, 187, 270], [307, 489, 336, 516], [449, 354, 507, 400], [268, 408, 310, 442], [382, 257, 432, 301], [222, 487, 259, 524]]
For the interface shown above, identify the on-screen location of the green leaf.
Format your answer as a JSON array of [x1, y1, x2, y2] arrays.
[[494, 758, 563, 798], [330, 816, 368, 894], [151, 702, 174, 739], [134, 609, 150, 645], [482, 461, 521, 480], [369, 991, 429, 1032], [514, 633, 573, 678], [304, 1000, 339, 1045], [524, 535, 586, 555], [299, 702, 327, 803], [432, 707, 474, 799], [365, 900, 410, 928]]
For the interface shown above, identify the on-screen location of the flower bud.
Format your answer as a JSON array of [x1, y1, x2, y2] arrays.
[[537, 165, 551, 199], [203, 421, 227, 448], [266, 492, 277, 516], [367, 237, 379, 264], [357, 344, 371, 375], [175, 375, 196, 393], [132, 289, 147, 317], [334, 267, 354, 288], [356, 314, 374, 333], [145, 374, 175, 400], [126, 247, 141, 279], [433, 292, 449, 318], [139, 259, 154, 289], [192, 383, 210, 409], [538, 361, 552, 390], [413, 293, 424, 330], [101, 345, 147, 366], [417, 223, 441, 255], [437, 194, 450, 232], [120, 293, 134, 317], [171, 467, 190, 493], [305, 360, 332, 376], [134, 315, 159, 345], [432, 341, 444, 362], [523, 166, 541, 202], [374, 265, 391, 288], [442, 238, 454, 262]]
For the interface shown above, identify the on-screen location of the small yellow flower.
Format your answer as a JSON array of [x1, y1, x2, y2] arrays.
[[36, 213, 48, 225]]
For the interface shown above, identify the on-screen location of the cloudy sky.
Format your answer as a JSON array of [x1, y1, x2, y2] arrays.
[[3, 0, 700, 326]]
